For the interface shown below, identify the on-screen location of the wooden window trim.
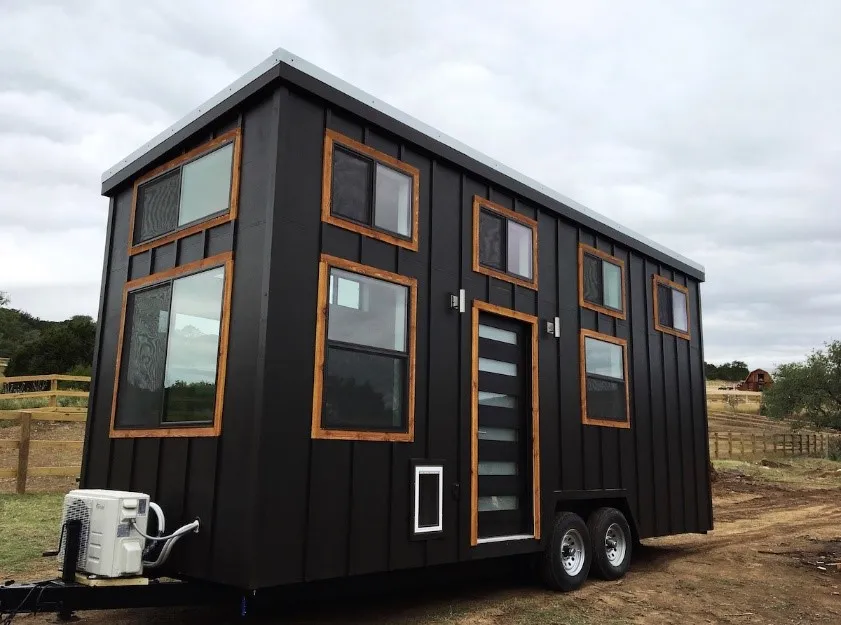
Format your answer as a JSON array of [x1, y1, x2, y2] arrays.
[[578, 243, 626, 320], [652, 275, 691, 340], [321, 129, 420, 251], [128, 128, 243, 256], [580, 329, 631, 429], [470, 300, 541, 546], [472, 196, 539, 291], [109, 252, 234, 439], [311, 254, 417, 442]]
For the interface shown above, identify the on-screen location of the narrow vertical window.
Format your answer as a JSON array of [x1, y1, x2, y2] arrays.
[[322, 130, 420, 251], [580, 330, 630, 428], [653, 275, 691, 340], [472, 196, 538, 289], [412, 462, 444, 538], [578, 244, 626, 319]]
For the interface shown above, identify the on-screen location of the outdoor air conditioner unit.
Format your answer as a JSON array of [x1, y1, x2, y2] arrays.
[[58, 489, 149, 578]]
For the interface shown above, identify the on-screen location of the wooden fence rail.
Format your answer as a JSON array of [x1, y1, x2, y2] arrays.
[[0, 374, 89, 494], [709, 431, 840, 460]]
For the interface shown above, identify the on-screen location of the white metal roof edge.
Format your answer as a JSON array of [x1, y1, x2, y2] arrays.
[[101, 47, 704, 275]]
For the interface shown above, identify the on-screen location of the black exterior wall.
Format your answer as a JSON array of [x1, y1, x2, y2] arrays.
[[82, 89, 281, 586], [83, 74, 711, 591]]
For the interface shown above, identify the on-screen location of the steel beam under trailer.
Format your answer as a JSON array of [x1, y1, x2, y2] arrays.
[[0, 578, 242, 620]]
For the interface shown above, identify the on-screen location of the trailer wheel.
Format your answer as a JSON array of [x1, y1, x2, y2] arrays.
[[588, 507, 632, 580], [540, 512, 591, 591]]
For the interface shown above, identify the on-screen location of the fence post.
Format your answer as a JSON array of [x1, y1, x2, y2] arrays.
[[763, 433, 767, 454], [728, 432, 733, 458], [17, 411, 32, 495], [714, 433, 719, 459], [48, 376, 58, 408], [799, 434, 803, 456], [813, 434, 817, 457], [751, 433, 756, 458]]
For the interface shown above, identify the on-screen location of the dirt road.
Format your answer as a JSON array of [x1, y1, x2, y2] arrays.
[[13, 460, 841, 624]]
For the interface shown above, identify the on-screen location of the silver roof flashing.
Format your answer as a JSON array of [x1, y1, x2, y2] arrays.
[[101, 47, 704, 276]]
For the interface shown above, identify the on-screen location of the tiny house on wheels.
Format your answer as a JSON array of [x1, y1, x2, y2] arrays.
[[81, 48, 711, 594]]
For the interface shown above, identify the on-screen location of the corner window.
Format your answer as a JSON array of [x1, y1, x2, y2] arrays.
[[580, 330, 630, 428], [322, 130, 420, 251], [312, 255, 417, 442], [473, 196, 538, 289], [578, 244, 625, 319], [653, 275, 690, 339], [130, 129, 241, 254], [111, 254, 233, 438], [411, 462, 444, 538]]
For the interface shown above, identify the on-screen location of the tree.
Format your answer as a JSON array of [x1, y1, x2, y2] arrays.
[[704, 360, 750, 382], [0, 292, 8, 307], [4, 315, 96, 376], [0, 307, 49, 358], [764, 341, 841, 430]]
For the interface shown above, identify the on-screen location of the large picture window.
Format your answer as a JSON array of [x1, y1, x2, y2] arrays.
[[110, 253, 233, 438], [321, 130, 420, 251], [129, 129, 242, 255], [653, 275, 691, 340], [312, 255, 417, 442], [578, 244, 626, 319], [472, 196, 538, 290], [580, 330, 630, 428]]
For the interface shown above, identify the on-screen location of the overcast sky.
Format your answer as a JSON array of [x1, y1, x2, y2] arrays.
[[1, 0, 839, 371]]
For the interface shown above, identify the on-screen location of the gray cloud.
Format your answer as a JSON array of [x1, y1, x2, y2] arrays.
[[1, 0, 840, 371]]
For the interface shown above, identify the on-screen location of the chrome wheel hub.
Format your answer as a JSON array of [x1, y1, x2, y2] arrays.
[[604, 522, 627, 566], [560, 528, 585, 576]]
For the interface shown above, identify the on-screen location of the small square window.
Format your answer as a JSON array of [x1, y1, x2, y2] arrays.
[[653, 276, 690, 339], [579, 245, 625, 318], [323, 131, 419, 251], [581, 331, 630, 428], [473, 197, 537, 289]]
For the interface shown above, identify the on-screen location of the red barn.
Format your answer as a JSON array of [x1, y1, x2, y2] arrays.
[[737, 369, 773, 392]]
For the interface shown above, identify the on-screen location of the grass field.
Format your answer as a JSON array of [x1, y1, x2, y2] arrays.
[[0, 493, 63, 580]]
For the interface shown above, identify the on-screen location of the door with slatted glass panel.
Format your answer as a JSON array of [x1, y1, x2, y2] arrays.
[[475, 312, 533, 540]]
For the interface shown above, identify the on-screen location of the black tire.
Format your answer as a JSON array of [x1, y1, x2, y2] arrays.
[[540, 512, 592, 591], [588, 507, 632, 580]]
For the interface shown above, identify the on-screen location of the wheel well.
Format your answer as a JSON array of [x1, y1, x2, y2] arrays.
[[553, 498, 640, 544]]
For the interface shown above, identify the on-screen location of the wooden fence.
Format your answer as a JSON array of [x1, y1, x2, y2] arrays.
[[709, 431, 840, 459], [0, 374, 89, 494]]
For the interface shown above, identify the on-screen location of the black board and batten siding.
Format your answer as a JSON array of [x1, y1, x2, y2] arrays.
[[83, 66, 711, 591]]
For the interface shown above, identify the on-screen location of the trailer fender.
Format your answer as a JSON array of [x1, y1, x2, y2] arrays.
[[551, 490, 640, 545]]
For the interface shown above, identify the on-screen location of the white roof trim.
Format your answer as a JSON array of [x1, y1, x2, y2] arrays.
[[102, 47, 704, 275]]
